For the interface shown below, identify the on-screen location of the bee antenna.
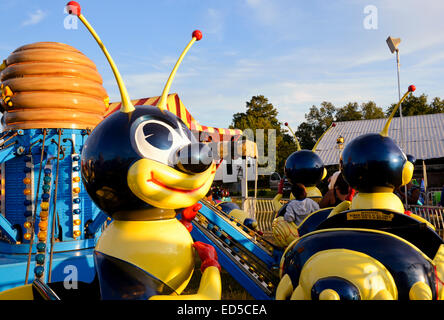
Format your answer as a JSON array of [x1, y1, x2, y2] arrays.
[[157, 30, 202, 112], [66, 1, 135, 113], [380, 85, 415, 137], [284, 122, 301, 151], [312, 123, 335, 152]]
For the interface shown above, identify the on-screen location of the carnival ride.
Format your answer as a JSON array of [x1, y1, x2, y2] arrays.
[[0, 1, 258, 300], [275, 85, 444, 300], [281, 122, 328, 202], [0, 41, 109, 291], [0, 1, 442, 301], [106, 98, 278, 299], [190, 199, 281, 299], [270, 122, 333, 248], [216, 201, 259, 233]]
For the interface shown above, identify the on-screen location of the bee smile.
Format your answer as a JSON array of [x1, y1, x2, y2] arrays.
[[147, 171, 208, 194]]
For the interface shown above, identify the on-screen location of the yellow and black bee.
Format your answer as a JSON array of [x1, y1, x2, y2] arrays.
[[276, 85, 444, 300], [271, 123, 330, 248], [0, 1, 222, 300]]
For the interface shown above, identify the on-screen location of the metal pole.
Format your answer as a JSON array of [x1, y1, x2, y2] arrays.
[[25, 129, 47, 285], [253, 158, 258, 219], [245, 158, 248, 200], [396, 49, 404, 143], [422, 160, 428, 204], [254, 159, 258, 200], [48, 129, 62, 282], [396, 49, 408, 208]]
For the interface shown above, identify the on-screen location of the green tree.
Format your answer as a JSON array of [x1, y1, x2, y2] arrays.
[[295, 101, 336, 149], [277, 133, 298, 176], [361, 101, 385, 119], [295, 121, 317, 150], [335, 102, 362, 121], [231, 95, 281, 131], [335, 101, 384, 121], [296, 100, 384, 149], [296, 93, 443, 158], [230, 95, 295, 174], [430, 97, 444, 114], [385, 93, 430, 116]]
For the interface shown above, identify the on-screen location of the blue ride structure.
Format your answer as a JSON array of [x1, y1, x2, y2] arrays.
[[0, 4, 279, 299], [0, 41, 109, 291], [3, 1, 440, 302], [190, 199, 282, 299]]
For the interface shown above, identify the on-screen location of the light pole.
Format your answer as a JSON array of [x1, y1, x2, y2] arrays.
[[336, 135, 344, 170], [387, 36, 408, 207], [386, 36, 403, 144]]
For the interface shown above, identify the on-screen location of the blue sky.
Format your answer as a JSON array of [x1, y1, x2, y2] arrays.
[[1, 0, 443, 131]]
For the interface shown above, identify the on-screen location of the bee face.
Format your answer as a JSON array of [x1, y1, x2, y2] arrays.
[[81, 106, 216, 220]]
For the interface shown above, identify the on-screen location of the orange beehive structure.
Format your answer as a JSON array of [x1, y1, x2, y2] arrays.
[[0, 41, 109, 130]]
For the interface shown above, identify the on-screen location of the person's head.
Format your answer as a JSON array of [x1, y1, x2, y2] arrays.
[[291, 183, 307, 200], [334, 173, 349, 196], [328, 171, 341, 190]]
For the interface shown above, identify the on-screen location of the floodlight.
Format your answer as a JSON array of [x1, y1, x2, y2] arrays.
[[386, 36, 401, 53]]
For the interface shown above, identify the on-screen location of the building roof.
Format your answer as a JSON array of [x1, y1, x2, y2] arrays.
[[314, 113, 444, 166]]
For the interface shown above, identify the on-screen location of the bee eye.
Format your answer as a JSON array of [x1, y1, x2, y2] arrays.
[[131, 119, 192, 165], [143, 123, 173, 150]]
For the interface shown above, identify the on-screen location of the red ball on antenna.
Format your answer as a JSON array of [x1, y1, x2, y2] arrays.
[[192, 30, 203, 41], [284, 122, 288, 126], [66, 1, 81, 16], [408, 85, 416, 92]]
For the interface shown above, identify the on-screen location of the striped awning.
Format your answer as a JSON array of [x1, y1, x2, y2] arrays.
[[315, 113, 444, 166], [107, 93, 242, 141]]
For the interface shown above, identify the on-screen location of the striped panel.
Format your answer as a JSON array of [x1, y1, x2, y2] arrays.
[[4, 157, 27, 228], [107, 93, 242, 141], [23, 155, 34, 237], [315, 113, 444, 166], [71, 154, 81, 239], [53, 158, 73, 239]]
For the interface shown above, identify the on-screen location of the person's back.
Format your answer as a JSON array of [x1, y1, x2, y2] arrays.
[[284, 183, 320, 225]]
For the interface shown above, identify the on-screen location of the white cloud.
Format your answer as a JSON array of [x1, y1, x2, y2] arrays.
[[244, 0, 279, 25], [206, 8, 224, 36], [21, 9, 47, 27]]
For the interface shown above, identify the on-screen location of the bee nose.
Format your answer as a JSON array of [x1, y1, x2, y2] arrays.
[[173, 143, 213, 174]]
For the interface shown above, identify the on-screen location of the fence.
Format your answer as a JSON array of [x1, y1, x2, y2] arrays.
[[407, 205, 444, 238], [424, 188, 442, 206], [239, 197, 444, 238], [241, 197, 288, 236]]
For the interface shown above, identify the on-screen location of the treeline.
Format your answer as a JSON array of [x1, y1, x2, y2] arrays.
[[296, 93, 444, 150], [230, 93, 444, 174]]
